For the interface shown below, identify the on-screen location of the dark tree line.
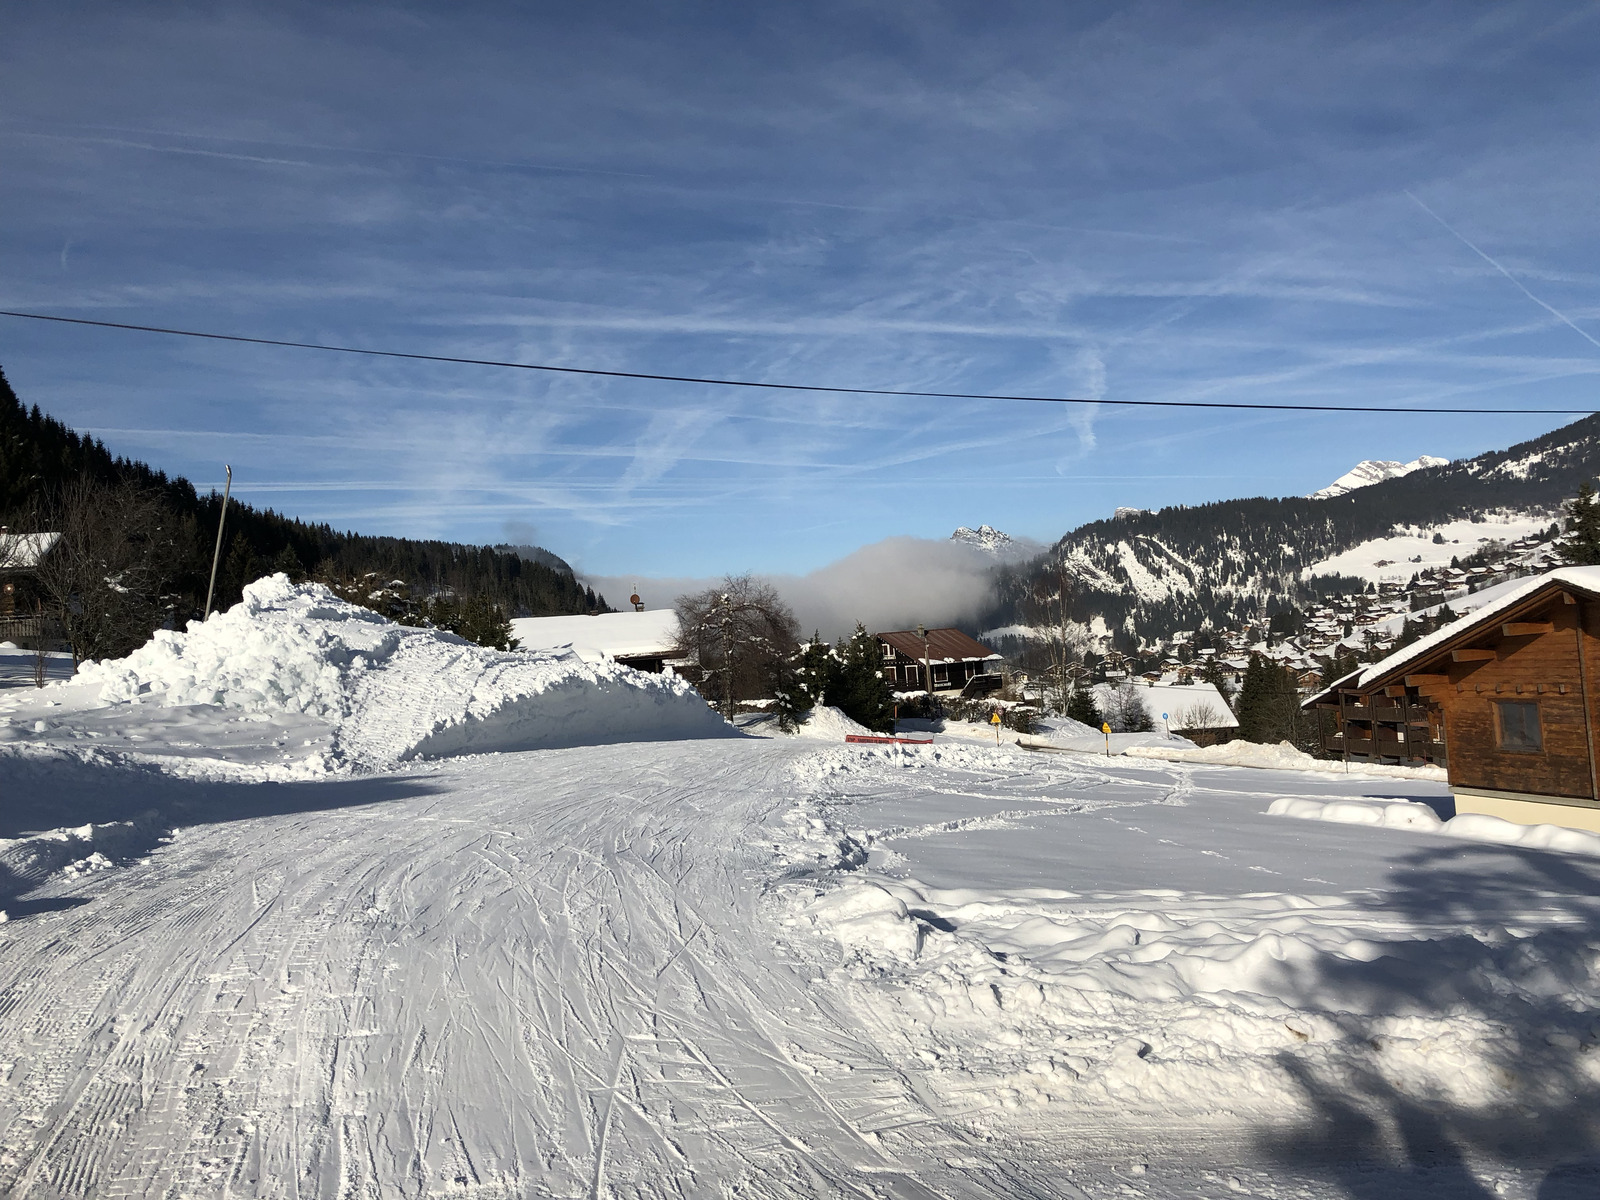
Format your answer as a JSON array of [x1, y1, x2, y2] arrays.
[[0, 367, 600, 660]]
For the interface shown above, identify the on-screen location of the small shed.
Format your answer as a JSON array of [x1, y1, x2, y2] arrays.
[[1315, 566, 1600, 833], [875, 628, 1003, 694]]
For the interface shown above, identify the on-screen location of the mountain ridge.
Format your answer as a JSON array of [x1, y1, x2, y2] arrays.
[[988, 415, 1600, 651]]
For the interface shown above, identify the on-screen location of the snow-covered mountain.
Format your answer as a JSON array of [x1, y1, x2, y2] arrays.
[[1307, 455, 1449, 499], [951, 524, 1015, 555], [988, 418, 1600, 649]]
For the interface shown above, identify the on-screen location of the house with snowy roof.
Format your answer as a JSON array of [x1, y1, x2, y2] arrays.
[[1307, 566, 1600, 834], [0, 529, 63, 650], [509, 609, 681, 674], [875, 627, 1002, 695]]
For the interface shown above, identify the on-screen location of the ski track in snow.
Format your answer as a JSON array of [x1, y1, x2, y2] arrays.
[[0, 741, 1128, 1199], [6, 735, 1600, 1197]]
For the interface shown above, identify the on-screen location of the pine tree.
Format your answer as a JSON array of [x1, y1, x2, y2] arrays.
[[1065, 684, 1103, 729], [1197, 655, 1234, 705], [828, 624, 894, 732], [1560, 480, 1600, 565], [1234, 654, 1305, 745], [1233, 654, 1276, 741], [772, 638, 832, 731]]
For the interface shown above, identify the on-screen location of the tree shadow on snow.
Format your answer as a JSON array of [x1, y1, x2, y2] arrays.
[[1250, 839, 1600, 1195], [4, 896, 92, 919], [1, 753, 443, 909]]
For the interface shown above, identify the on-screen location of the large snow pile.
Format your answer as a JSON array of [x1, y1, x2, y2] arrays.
[[73, 574, 730, 770], [793, 705, 875, 740], [1126, 738, 1448, 780], [1271, 795, 1600, 856]]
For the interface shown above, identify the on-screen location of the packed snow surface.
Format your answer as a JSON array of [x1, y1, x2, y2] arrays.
[[7, 669, 1600, 1193], [8, 574, 727, 775]]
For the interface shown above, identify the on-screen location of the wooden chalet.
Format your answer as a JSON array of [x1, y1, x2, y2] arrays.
[[0, 529, 62, 650], [1306, 567, 1600, 833], [876, 628, 1002, 695]]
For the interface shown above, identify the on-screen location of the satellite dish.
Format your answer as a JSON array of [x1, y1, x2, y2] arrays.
[[629, 593, 641, 606]]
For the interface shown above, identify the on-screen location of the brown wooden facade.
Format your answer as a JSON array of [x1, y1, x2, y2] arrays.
[[1311, 574, 1600, 833], [875, 628, 1003, 694]]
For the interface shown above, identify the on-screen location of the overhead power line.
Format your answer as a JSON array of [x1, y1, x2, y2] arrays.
[[1, 308, 1594, 416]]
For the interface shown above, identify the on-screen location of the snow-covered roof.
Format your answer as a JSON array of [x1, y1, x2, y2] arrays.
[[1092, 680, 1239, 730], [876, 627, 1001, 663], [1356, 566, 1600, 689], [0, 531, 60, 570], [510, 609, 680, 664]]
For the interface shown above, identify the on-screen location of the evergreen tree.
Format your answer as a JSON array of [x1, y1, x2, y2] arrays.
[[771, 638, 832, 732], [1065, 684, 1103, 729], [828, 624, 894, 732], [1560, 480, 1600, 565], [1234, 654, 1276, 741], [1197, 655, 1234, 705], [1234, 654, 1306, 745]]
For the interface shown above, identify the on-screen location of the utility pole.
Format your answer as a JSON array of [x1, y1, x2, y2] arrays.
[[917, 623, 932, 699], [203, 465, 233, 619]]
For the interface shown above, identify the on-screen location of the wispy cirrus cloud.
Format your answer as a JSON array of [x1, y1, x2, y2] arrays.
[[3, 2, 1598, 573]]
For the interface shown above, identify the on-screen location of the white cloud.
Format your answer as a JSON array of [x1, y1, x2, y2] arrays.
[[584, 533, 1041, 641]]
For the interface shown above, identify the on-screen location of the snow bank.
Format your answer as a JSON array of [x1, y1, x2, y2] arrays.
[[1270, 795, 1600, 856], [793, 706, 875, 740], [777, 744, 1600, 1123], [73, 575, 730, 770], [1126, 738, 1448, 781], [1018, 717, 1194, 755], [0, 815, 167, 912]]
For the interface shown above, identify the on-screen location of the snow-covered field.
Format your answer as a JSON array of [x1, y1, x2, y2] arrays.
[[1303, 512, 1553, 585], [5, 591, 1600, 1196]]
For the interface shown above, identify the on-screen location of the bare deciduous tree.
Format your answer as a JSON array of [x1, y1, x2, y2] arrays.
[[674, 574, 800, 718], [1025, 559, 1089, 715], [1174, 701, 1225, 731], [31, 476, 182, 664]]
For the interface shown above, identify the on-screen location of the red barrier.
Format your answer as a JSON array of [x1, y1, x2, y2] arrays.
[[845, 734, 934, 745]]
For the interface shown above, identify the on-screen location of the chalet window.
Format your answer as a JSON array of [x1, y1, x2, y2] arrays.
[[1494, 700, 1543, 753]]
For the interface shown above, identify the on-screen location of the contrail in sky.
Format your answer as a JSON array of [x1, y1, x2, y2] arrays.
[[1406, 189, 1600, 352]]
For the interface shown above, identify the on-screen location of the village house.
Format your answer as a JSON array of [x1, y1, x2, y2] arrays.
[[1307, 566, 1600, 834], [876, 627, 1003, 695], [0, 528, 62, 649], [509, 608, 681, 674]]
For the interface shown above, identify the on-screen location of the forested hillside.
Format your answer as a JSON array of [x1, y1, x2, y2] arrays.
[[0, 368, 603, 633], [990, 414, 1600, 648]]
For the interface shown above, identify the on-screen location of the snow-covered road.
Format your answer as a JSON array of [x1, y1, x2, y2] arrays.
[[7, 734, 1600, 1198], [0, 740, 1097, 1199]]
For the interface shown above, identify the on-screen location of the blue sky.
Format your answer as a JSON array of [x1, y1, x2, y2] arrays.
[[3, 1, 1599, 578]]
